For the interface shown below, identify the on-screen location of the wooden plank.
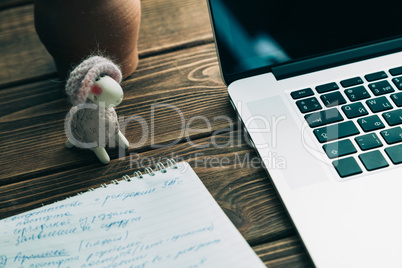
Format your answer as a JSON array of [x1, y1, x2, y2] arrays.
[[0, 0, 214, 87], [139, 0, 214, 56], [0, 130, 295, 245], [253, 237, 314, 268], [0, 131, 309, 265], [0, 4, 55, 88], [0, 0, 32, 10], [0, 44, 228, 181]]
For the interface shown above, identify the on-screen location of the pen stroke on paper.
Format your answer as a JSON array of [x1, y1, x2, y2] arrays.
[[1, 176, 220, 267], [101, 177, 183, 207], [6, 204, 218, 267], [0, 162, 265, 267]]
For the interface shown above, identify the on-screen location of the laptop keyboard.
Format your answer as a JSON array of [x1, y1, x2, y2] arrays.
[[291, 67, 402, 178]]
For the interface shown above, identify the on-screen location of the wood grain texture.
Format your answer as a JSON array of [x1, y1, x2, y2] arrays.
[[0, 130, 295, 245], [139, 0, 214, 56], [0, 129, 309, 266], [254, 237, 314, 268], [0, 44, 230, 181], [0, 0, 32, 10], [0, 0, 214, 87], [0, 1, 314, 267], [0, 4, 55, 88]]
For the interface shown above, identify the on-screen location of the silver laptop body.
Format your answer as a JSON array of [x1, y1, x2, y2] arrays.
[[207, 0, 402, 267]]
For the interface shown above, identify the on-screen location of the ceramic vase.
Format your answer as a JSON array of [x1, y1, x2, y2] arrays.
[[34, 0, 141, 79]]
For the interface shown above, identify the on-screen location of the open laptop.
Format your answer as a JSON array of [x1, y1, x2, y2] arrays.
[[206, 0, 402, 267]]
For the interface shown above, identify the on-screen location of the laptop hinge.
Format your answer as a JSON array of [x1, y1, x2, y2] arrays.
[[272, 38, 402, 80]]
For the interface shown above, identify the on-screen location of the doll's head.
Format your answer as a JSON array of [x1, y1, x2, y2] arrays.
[[87, 75, 124, 108], [65, 56, 123, 108]]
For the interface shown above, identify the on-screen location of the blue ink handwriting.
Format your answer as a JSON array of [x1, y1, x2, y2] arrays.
[[161, 177, 183, 188], [13, 249, 69, 265], [102, 188, 156, 207]]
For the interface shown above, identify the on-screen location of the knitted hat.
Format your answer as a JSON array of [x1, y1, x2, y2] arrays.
[[65, 56, 122, 106]]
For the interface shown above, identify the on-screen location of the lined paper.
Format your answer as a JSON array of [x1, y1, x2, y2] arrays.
[[0, 162, 265, 267]]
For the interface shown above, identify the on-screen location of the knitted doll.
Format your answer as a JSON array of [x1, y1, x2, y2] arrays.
[[64, 56, 129, 164]]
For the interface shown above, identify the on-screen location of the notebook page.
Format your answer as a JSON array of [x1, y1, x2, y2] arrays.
[[0, 162, 265, 267]]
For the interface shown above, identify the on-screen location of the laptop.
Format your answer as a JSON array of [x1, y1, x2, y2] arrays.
[[206, 0, 402, 267]]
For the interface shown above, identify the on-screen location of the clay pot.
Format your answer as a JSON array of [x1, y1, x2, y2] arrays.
[[34, 0, 141, 80]]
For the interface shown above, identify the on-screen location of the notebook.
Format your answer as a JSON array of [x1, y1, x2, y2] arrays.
[[207, 0, 402, 267], [0, 160, 265, 268]]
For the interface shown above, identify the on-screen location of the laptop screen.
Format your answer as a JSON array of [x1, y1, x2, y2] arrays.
[[208, 0, 402, 84]]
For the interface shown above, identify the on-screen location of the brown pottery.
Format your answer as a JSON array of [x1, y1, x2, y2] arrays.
[[34, 0, 141, 80]]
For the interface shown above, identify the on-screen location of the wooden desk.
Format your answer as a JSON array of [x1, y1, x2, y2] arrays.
[[0, 0, 313, 267]]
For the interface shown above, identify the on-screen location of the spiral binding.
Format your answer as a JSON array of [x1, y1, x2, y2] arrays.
[[132, 158, 178, 179], [74, 159, 178, 197], [125, 158, 178, 181], [63, 159, 180, 201]]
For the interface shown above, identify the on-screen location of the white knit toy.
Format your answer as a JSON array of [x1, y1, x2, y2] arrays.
[[64, 56, 129, 164]]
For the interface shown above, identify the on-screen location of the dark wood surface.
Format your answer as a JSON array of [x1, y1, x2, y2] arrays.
[[0, 0, 314, 267]]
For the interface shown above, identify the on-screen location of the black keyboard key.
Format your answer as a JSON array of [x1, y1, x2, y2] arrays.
[[304, 108, 343, 127], [391, 92, 402, 107], [341, 102, 368, 119], [385, 144, 402, 164], [357, 115, 385, 132], [296, 97, 322, 113], [368, 80, 395, 96], [359, 150, 389, 171], [392, 76, 402, 90], [355, 133, 383, 150], [380, 127, 402, 144], [316, 82, 339, 93], [382, 109, 402, 126], [314, 121, 360, 143], [389, 66, 402, 76], [320, 91, 346, 107], [364, 71, 388, 82], [366, 96, 393, 113], [333, 157, 362, 178], [340, 77, 363, 88], [344, 86, 370, 102], [323, 139, 357, 159], [291, 88, 314, 99]]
